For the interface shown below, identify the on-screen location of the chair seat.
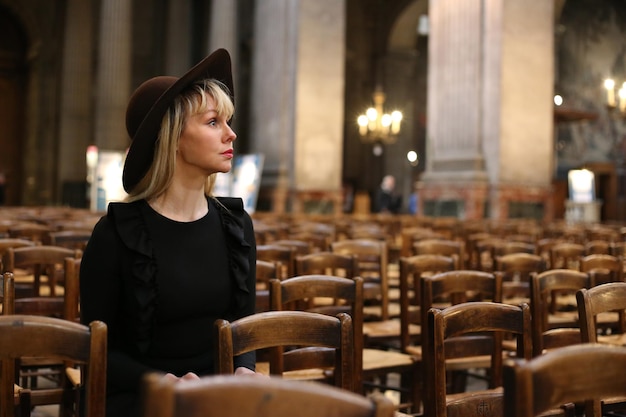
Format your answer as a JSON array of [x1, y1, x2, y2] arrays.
[[363, 319, 420, 342], [364, 302, 400, 320], [363, 348, 415, 371], [598, 333, 626, 346], [254, 361, 329, 381]]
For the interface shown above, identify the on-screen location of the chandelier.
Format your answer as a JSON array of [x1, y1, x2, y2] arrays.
[[356, 88, 403, 145]]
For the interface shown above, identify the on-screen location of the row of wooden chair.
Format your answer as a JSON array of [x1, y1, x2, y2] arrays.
[[137, 342, 626, 417]]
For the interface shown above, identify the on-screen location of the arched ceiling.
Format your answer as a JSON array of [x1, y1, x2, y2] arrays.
[[388, 0, 427, 52]]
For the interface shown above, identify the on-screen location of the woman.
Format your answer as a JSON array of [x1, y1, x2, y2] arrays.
[[80, 49, 259, 417]]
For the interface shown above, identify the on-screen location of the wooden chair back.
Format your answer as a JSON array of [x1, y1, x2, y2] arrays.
[[269, 274, 364, 393], [214, 310, 355, 392], [7, 223, 54, 244], [577, 281, 626, 343], [426, 302, 532, 417], [0, 314, 107, 417], [140, 373, 396, 417], [584, 239, 611, 255], [5, 257, 81, 321], [412, 238, 465, 269], [272, 239, 313, 257], [578, 254, 624, 286], [421, 270, 504, 414], [330, 239, 389, 320], [255, 259, 280, 313], [46, 230, 92, 250], [287, 231, 330, 252], [549, 242, 585, 270], [493, 253, 546, 300], [256, 244, 296, 279], [576, 281, 626, 416], [492, 241, 537, 258], [398, 254, 456, 352], [4, 245, 81, 297], [474, 237, 507, 271], [503, 344, 626, 417], [295, 251, 359, 278], [529, 269, 590, 356]]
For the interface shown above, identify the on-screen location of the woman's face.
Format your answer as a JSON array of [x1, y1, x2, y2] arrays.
[[176, 95, 236, 177]]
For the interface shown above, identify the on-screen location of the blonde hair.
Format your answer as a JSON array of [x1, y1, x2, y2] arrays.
[[125, 79, 234, 202]]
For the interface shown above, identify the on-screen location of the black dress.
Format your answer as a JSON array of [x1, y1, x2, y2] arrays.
[[80, 197, 256, 417]]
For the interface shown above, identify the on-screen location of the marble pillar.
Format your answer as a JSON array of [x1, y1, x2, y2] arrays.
[[165, 0, 192, 77], [94, 0, 132, 152], [57, 0, 94, 194], [421, 0, 554, 220], [251, 0, 346, 214], [209, 0, 238, 69]]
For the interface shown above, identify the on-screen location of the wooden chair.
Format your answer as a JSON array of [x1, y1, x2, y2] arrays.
[[4, 245, 82, 297], [576, 281, 626, 415], [412, 238, 465, 269], [421, 270, 503, 402], [272, 239, 313, 257], [529, 269, 590, 356], [0, 238, 37, 297], [584, 239, 611, 255], [288, 230, 331, 252], [463, 232, 495, 270], [46, 230, 92, 250], [577, 281, 626, 344], [474, 237, 509, 272], [255, 259, 280, 313], [536, 237, 564, 269], [214, 310, 355, 392], [140, 373, 396, 417], [549, 242, 585, 270], [6, 257, 81, 321], [294, 251, 359, 278], [399, 254, 457, 353], [492, 241, 537, 258], [493, 252, 546, 301], [7, 223, 55, 244], [400, 227, 448, 258], [256, 244, 296, 279], [330, 239, 390, 321], [269, 274, 420, 412], [0, 314, 107, 417], [503, 344, 626, 417], [425, 302, 532, 417], [578, 253, 624, 286]]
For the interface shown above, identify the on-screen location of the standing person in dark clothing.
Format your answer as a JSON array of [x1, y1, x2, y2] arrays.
[[373, 174, 402, 213], [79, 49, 262, 417]]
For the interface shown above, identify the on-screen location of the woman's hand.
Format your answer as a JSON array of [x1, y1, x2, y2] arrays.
[[162, 372, 201, 382], [235, 366, 269, 378]]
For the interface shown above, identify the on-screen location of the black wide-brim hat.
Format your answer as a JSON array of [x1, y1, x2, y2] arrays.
[[122, 48, 234, 193]]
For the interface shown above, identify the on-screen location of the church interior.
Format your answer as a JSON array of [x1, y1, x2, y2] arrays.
[[0, 0, 625, 223]]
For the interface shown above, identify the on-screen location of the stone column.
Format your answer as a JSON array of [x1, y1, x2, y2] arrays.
[[57, 0, 94, 202], [209, 0, 238, 69], [209, 0, 240, 133], [94, 0, 132, 151], [165, 0, 192, 76], [421, 0, 554, 220], [251, 0, 346, 214]]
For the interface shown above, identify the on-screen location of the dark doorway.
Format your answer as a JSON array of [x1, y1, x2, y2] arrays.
[[0, 7, 27, 205]]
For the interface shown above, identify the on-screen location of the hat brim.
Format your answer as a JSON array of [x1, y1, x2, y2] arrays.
[[122, 49, 233, 193]]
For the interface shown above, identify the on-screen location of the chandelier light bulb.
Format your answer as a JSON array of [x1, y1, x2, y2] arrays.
[[356, 88, 403, 145]]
